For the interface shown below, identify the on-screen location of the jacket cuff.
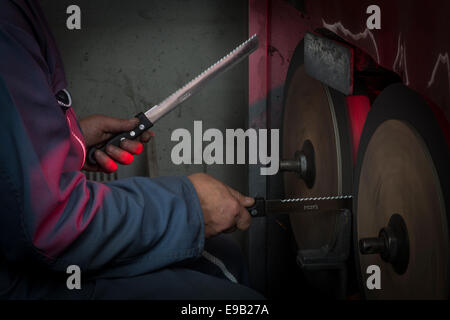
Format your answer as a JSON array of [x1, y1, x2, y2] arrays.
[[180, 175, 205, 256]]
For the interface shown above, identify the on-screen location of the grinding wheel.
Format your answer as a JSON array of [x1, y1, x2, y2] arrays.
[[282, 41, 353, 250], [354, 84, 450, 299]]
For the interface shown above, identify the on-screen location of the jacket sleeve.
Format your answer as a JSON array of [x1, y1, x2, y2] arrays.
[[0, 22, 204, 278]]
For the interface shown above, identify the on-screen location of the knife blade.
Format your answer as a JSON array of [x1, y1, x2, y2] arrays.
[[87, 34, 259, 164], [247, 195, 353, 218]]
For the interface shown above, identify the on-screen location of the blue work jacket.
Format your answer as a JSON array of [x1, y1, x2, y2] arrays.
[[0, 0, 204, 297]]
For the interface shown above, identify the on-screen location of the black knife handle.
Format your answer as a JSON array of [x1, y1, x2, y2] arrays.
[[246, 197, 265, 217], [87, 112, 153, 165]]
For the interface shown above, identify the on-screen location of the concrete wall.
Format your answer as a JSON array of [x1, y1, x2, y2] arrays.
[[40, 0, 249, 191]]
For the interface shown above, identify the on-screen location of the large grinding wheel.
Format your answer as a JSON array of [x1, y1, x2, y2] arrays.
[[282, 40, 353, 250], [354, 84, 450, 299]]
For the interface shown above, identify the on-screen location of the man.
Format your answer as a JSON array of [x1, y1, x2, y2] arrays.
[[0, 0, 262, 299]]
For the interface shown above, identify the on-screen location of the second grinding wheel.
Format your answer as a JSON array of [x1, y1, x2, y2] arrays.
[[354, 84, 450, 299]]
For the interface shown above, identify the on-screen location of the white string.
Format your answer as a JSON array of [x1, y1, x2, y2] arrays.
[[201, 250, 238, 284]]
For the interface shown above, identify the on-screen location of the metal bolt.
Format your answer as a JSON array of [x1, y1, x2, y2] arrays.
[[130, 131, 136, 137], [139, 124, 145, 130], [359, 236, 387, 255]]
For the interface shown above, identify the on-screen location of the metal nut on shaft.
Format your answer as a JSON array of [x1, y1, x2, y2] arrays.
[[279, 140, 315, 188], [358, 214, 409, 275]]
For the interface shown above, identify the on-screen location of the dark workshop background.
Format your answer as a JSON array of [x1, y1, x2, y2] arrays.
[[39, 1, 249, 189], [39, 0, 250, 243]]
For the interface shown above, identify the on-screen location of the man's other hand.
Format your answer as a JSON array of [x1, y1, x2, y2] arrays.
[[188, 173, 255, 238], [79, 114, 154, 173]]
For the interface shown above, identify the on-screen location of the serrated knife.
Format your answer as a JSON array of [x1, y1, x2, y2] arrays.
[[247, 196, 353, 217], [88, 34, 259, 164]]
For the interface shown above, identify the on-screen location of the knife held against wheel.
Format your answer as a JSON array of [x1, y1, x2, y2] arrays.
[[247, 196, 353, 217], [87, 34, 259, 164]]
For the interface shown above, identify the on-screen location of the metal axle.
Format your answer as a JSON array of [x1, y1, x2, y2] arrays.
[[280, 139, 316, 188], [359, 214, 410, 275]]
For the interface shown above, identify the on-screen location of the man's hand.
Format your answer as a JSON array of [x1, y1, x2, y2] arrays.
[[79, 114, 154, 173], [188, 173, 254, 238]]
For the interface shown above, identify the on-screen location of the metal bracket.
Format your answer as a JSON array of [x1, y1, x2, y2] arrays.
[[304, 32, 354, 95], [297, 209, 351, 269], [296, 209, 352, 298]]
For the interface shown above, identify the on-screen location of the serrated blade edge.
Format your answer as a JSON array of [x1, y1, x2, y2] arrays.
[[144, 34, 259, 123]]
